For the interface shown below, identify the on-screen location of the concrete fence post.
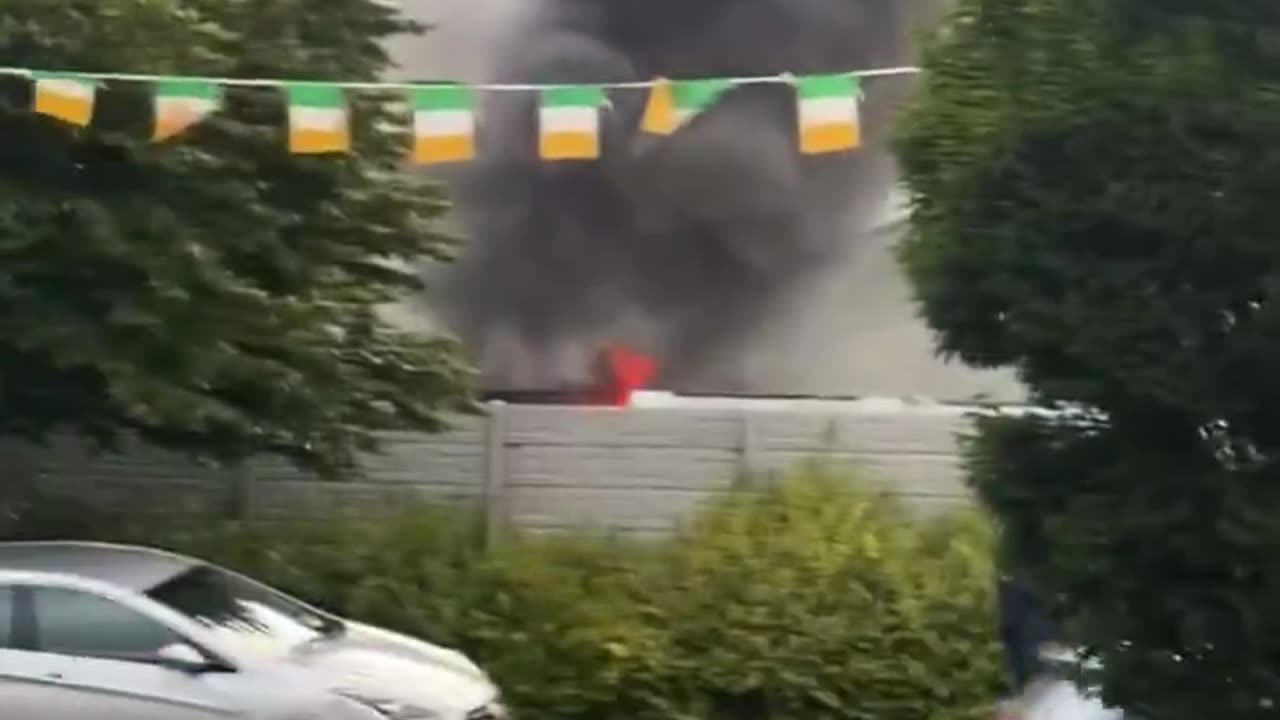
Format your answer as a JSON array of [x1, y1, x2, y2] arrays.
[[482, 400, 509, 546], [221, 463, 253, 520], [738, 411, 758, 479]]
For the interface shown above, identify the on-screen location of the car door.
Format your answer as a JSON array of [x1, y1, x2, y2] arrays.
[[0, 584, 88, 720], [18, 584, 245, 720]]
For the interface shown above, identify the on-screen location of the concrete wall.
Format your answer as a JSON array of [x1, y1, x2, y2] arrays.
[[7, 398, 974, 535]]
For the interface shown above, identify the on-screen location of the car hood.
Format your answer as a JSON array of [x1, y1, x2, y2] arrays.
[[289, 621, 498, 714]]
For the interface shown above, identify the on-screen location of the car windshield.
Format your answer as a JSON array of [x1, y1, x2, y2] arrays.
[[145, 564, 341, 659]]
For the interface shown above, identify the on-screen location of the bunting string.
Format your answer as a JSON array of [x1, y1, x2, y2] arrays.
[[0, 65, 921, 162]]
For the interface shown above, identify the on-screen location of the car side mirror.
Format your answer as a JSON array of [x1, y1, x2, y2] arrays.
[[156, 643, 217, 673]]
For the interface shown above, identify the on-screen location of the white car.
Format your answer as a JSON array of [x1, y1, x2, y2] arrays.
[[0, 541, 505, 720], [997, 646, 1125, 720]]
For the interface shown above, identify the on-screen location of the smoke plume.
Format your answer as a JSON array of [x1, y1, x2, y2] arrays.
[[428, 0, 944, 392]]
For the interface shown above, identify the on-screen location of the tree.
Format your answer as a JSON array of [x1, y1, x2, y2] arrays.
[[896, 1, 1280, 717], [0, 0, 471, 475]]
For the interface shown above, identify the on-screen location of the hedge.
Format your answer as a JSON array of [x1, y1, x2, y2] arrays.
[[3, 463, 1005, 720]]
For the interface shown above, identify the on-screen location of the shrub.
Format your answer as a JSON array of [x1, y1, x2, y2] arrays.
[[638, 465, 1003, 720], [3, 464, 1003, 720]]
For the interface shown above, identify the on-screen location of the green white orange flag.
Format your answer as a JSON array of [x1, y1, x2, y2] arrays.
[[640, 78, 732, 135], [411, 85, 475, 164], [796, 73, 861, 154], [32, 72, 95, 127], [153, 79, 219, 141], [539, 85, 605, 161], [286, 84, 350, 154]]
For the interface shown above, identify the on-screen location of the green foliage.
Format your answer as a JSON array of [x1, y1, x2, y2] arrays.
[[0, 1, 471, 475], [897, 1, 1280, 717], [6, 465, 1004, 720]]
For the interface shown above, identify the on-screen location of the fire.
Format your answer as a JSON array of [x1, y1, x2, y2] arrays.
[[590, 343, 657, 406]]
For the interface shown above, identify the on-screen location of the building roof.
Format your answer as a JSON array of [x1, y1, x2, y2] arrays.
[[0, 541, 199, 592]]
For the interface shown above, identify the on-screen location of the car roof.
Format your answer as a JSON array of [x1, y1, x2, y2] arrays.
[[0, 541, 201, 592]]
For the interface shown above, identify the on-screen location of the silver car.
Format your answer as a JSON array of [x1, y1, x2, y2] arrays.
[[0, 541, 505, 720]]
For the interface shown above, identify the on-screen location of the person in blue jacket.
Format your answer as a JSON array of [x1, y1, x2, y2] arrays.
[[998, 574, 1056, 691]]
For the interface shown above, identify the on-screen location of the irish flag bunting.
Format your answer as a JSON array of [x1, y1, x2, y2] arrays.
[[796, 73, 861, 154], [32, 72, 96, 127], [641, 78, 732, 135], [539, 85, 604, 161], [6, 64, 903, 159], [286, 84, 350, 154], [153, 79, 219, 141], [412, 85, 476, 165]]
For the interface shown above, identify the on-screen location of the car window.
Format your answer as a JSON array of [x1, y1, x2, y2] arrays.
[[146, 565, 335, 660], [33, 587, 181, 662], [0, 586, 11, 648]]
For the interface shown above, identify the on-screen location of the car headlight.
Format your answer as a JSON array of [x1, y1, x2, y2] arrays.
[[337, 692, 442, 720]]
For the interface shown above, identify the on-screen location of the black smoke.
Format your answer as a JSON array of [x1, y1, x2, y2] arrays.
[[429, 0, 942, 392]]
